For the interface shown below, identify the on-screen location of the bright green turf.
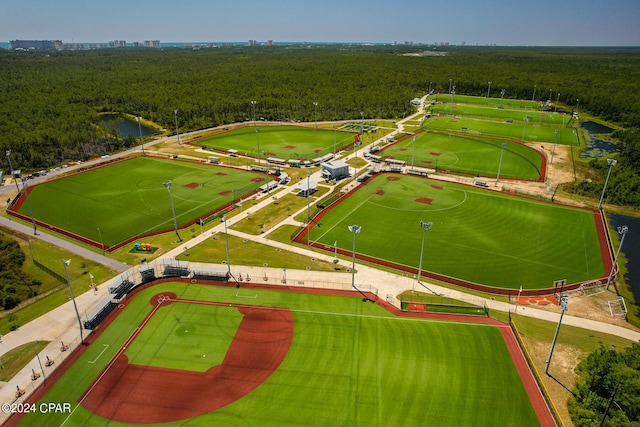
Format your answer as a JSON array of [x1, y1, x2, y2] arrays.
[[423, 116, 577, 145], [125, 302, 242, 371], [310, 174, 604, 290], [19, 282, 539, 427], [198, 125, 357, 160], [432, 93, 541, 110], [381, 132, 543, 180], [18, 157, 267, 246], [430, 103, 570, 126]]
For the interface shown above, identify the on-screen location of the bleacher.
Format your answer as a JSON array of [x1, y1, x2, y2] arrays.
[[162, 259, 190, 277], [190, 267, 229, 281]]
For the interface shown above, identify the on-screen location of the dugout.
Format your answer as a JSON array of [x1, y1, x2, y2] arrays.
[[139, 264, 156, 284], [108, 273, 135, 298], [162, 259, 190, 277], [190, 267, 229, 281], [259, 181, 278, 193], [83, 293, 119, 330]]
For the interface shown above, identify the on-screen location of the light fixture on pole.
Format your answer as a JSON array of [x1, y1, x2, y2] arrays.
[[554, 92, 560, 113], [63, 259, 84, 344], [532, 85, 537, 101], [137, 117, 145, 156], [174, 110, 181, 145], [605, 225, 628, 293], [487, 81, 492, 98], [221, 215, 231, 276], [575, 99, 580, 113], [548, 89, 552, 103], [416, 220, 433, 289], [348, 225, 361, 291], [448, 79, 452, 94], [499, 89, 506, 108], [163, 180, 182, 241], [313, 101, 318, 128], [306, 170, 311, 224], [545, 295, 568, 374], [6, 149, 21, 193], [256, 127, 261, 166], [495, 143, 508, 185], [333, 125, 337, 157], [550, 129, 559, 164], [598, 158, 617, 209]]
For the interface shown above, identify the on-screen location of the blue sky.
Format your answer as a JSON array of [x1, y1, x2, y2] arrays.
[[2, 0, 639, 46]]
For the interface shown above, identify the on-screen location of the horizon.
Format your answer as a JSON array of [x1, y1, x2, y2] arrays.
[[1, 0, 639, 48]]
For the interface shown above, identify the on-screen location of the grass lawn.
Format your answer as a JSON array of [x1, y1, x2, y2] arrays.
[[430, 103, 570, 126], [197, 125, 357, 161], [431, 94, 541, 110], [307, 174, 605, 290], [423, 116, 577, 145], [17, 157, 270, 247], [382, 132, 543, 180], [0, 341, 49, 381], [20, 282, 539, 427]]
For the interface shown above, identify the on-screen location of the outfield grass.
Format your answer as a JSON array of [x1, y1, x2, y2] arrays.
[[381, 132, 543, 180], [20, 283, 539, 427], [197, 125, 357, 161], [430, 103, 570, 126], [309, 174, 605, 290], [431, 94, 541, 110], [17, 157, 269, 247], [423, 116, 577, 145]]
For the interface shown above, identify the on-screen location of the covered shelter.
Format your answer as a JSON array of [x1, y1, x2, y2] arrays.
[[320, 159, 350, 181]]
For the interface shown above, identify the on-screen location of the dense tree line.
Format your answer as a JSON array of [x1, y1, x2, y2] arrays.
[[0, 233, 41, 311], [1, 45, 639, 205], [569, 343, 640, 426]]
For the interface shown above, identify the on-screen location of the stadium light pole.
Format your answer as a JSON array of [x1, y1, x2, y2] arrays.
[[137, 117, 145, 156], [416, 221, 433, 289], [576, 98, 580, 113], [548, 89, 552, 104], [313, 101, 318, 128], [63, 259, 84, 344], [5, 150, 20, 193], [521, 116, 529, 142], [256, 127, 261, 166], [97, 227, 105, 255], [532, 85, 537, 101], [495, 143, 508, 185], [221, 215, 231, 276], [411, 136, 417, 169], [605, 225, 628, 293], [174, 109, 181, 145], [251, 100, 257, 125], [499, 89, 506, 108], [554, 92, 560, 113], [21, 179, 37, 236], [487, 81, 492, 98], [163, 180, 182, 241], [306, 170, 311, 224], [448, 79, 452, 94], [550, 129, 559, 164], [333, 125, 337, 157], [348, 225, 361, 291], [598, 158, 617, 210], [545, 295, 568, 375]]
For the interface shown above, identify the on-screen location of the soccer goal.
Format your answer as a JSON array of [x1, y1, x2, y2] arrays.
[[608, 296, 628, 319]]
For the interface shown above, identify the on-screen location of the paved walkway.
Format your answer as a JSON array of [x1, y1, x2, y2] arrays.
[[1, 104, 639, 421]]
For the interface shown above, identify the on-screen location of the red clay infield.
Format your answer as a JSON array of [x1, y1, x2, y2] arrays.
[[386, 176, 400, 181], [415, 198, 433, 205], [218, 190, 233, 196], [184, 182, 199, 189], [80, 294, 294, 424], [375, 189, 385, 195]]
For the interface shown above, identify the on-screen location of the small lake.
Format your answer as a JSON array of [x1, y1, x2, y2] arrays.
[[608, 213, 640, 303], [100, 114, 157, 138], [579, 121, 618, 159]]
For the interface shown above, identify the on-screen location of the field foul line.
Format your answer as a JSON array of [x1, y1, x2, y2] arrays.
[[87, 344, 109, 364], [59, 301, 164, 427]]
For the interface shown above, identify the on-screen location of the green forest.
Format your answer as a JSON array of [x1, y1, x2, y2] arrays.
[[1, 45, 639, 206]]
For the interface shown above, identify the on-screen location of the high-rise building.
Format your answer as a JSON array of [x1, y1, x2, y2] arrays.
[[10, 40, 63, 50]]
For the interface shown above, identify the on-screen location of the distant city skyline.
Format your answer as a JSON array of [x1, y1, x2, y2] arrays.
[[2, 0, 639, 47]]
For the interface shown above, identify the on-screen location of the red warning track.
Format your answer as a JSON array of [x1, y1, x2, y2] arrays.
[[80, 293, 293, 424]]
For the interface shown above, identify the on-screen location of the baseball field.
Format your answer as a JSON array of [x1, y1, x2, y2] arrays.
[[303, 173, 608, 291], [14, 282, 548, 427], [12, 157, 269, 249]]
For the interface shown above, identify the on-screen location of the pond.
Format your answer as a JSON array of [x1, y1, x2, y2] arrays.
[[100, 114, 157, 138], [608, 213, 640, 303], [579, 121, 618, 159]]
